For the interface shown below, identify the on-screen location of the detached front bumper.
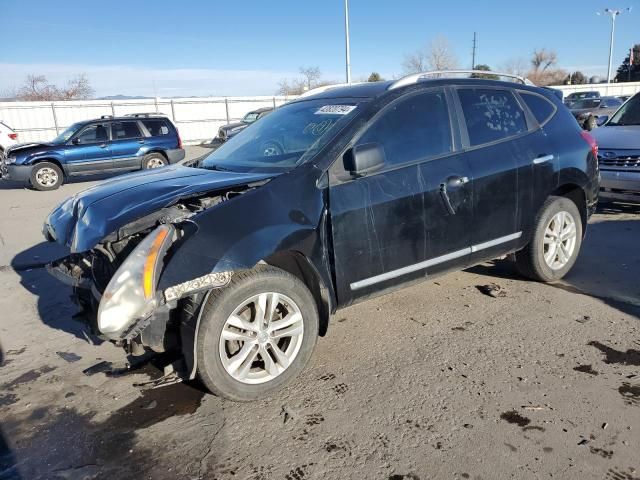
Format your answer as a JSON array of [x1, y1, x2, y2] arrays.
[[599, 169, 640, 203], [1, 163, 32, 183]]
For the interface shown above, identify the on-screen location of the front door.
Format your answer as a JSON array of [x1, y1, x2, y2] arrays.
[[110, 120, 145, 170], [329, 88, 473, 305], [65, 123, 112, 175]]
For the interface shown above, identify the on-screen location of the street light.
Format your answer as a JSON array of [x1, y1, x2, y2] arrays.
[[344, 0, 352, 84], [597, 7, 632, 83]]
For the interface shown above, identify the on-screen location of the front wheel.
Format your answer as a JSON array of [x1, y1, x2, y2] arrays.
[[30, 162, 63, 191], [515, 196, 583, 282], [196, 266, 318, 401]]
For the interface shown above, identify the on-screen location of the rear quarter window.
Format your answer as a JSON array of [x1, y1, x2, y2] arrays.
[[458, 88, 527, 147], [141, 119, 171, 136], [520, 92, 557, 125]]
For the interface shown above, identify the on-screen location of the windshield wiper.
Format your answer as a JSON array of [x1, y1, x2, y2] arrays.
[[204, 164, 234, 172]]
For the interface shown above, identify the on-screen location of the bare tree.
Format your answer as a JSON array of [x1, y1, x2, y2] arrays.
[[16, 74, 94, 101], [402, 36, 458, 74], [501, 57, 528, 77], [526, 49, 567, 86], [299, 66, 322, 90]]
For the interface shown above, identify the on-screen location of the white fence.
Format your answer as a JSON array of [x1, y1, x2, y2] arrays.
[[550, 81, 640, 98], [0, 96, 294, 144]]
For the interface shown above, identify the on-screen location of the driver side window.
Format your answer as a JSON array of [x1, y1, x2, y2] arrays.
[[75, 124, 109, 145], [357, 90, 453, 168]]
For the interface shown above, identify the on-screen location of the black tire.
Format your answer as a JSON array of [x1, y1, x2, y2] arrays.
[[30, 162, 63, 191], [515, 196, 583, 282], [196, 266, 319, 401], [143, 152, 168, 169]]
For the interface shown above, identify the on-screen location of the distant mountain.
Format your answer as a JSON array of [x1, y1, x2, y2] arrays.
[[98, 95, 153, 100]]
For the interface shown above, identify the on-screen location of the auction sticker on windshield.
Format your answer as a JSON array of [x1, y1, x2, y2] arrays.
[[315, 105, 357, 115]]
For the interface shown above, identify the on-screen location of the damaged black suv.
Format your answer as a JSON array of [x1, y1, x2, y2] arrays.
[[44, 72, 599, 401]]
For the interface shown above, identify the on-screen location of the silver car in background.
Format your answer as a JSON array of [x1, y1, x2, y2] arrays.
[[591, 93, 640, 203]]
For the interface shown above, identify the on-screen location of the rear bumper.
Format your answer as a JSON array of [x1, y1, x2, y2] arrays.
[[599, 169, 640, 203], [1, 163, 32, 182], [166, 148, 185, 164]]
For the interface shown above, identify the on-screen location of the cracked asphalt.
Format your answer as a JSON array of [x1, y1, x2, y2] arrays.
[[1, 155, 639, 479]]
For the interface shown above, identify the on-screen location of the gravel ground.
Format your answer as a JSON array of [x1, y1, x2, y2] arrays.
[[0, 154, 638, 480]]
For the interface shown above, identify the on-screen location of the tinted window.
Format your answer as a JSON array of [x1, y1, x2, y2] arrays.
[[458, 89, 527, 146], [75, 123, 109, 144], [112, 121, 142, 140], [141, 119, 170, 136], [520, 92, 556, 125], [601, 98, 622, 108], [608, 94, 640, 126], [358, 90, 452, 167]]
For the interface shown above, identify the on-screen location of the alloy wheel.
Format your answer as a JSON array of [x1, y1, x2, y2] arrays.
[[543, 211, 577, 270], [35, 167, 59, 187], [219, 292, 304, 384]]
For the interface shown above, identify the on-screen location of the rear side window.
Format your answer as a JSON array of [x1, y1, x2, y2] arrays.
[[520, 92, 556, 125], [458, 89, 527, 147], [112, 121, 142, 140], [358, 90, 452, 168], [141, 119, 171, 136]]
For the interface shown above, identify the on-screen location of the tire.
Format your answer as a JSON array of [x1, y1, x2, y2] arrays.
[[515, 196, 583, 282], [196, 266, 319, 401], [143, 152, 168, 169], [30, 162, 63, 191]]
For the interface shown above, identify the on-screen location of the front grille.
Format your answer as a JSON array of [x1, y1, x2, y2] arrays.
[[598, 154, 640, 169]]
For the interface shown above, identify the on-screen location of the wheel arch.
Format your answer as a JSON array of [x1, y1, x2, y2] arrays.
[[550, 183, 587, 236], [263, 250, 333, 337], [32, 157, 68, 177]]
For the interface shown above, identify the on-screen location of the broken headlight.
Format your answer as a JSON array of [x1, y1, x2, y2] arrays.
[[97, 224, 175, 339]]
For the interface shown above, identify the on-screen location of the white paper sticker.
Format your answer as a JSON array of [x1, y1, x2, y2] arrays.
[[315, 105, 356, 115]]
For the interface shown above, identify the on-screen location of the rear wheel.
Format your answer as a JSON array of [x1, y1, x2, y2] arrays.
[[30, 162, 63, 191], [143, 152, 168, 169], [196, 266, 318, 401], [515, 196, 583, 282]]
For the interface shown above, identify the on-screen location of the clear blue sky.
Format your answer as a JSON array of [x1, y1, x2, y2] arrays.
[[1, 0, 637, 97]]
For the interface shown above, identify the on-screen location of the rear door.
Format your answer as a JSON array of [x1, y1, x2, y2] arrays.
[[454, 87, 535, 262], [110, 120, 145, 170], [329, 88, 473, 305], [64, 122, 112, 174]]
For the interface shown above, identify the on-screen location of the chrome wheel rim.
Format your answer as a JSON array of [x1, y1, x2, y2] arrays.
[[219, 292, 304, 384], [35, 167, 58, 187], [147, 157, 166, 168], [543, 211, 577, 270]]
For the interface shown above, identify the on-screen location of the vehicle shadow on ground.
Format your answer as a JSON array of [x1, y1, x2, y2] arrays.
[[11, 242, 99, 344], [0, 172, 129, 191], [468, 202, 640, 319]]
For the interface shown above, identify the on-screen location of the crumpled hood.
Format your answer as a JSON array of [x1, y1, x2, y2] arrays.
[[591, 125, 640, 149], [7, 142, 56, 156], [43, 165, 276, 253]]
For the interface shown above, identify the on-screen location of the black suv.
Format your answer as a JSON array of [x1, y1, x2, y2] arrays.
[[44, 72, 599, 401], [2, 114, 184, 190]]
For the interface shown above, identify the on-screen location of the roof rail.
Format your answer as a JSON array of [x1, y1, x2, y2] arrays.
[[389, 70, 535, 90], [123, 112, 167, 118], [297, 82, 365, 99], [100, 115, 114, 119]]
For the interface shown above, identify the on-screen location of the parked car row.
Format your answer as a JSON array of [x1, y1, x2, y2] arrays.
[[213, 107, 273, 144], [43, 72, 601, 400]]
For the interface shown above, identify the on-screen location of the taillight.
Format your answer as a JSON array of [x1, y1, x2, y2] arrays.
[[8, 133, 17, 140], [580, 130, 598, 158]]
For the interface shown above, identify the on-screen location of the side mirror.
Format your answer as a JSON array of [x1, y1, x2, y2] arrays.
[[71, 138, 80, 145], [344, 142, 386, 176], [596, 115, 609, 126]]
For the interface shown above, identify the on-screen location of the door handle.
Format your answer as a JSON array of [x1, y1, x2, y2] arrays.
[[439, 175, 469, 215], [533, 154, 554, 165], [138, 139, 145, 144], [99, 143, 108, 148]]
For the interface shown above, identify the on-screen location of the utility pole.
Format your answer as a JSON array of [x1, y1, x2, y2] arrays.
[[344, 0, 352, 84], [597, 8, 631, 83], [471, 32, 477, 69]]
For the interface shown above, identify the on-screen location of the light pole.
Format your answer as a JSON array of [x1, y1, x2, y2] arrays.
[[344, 0, 352, 84], [597, 7, 631, 83]]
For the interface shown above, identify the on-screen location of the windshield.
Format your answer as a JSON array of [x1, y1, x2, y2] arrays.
[[607, 94, 640, 126], [199, 99, 361, 173], [52, 122, 83, 144], [571, 99, 601, 109], [242, 112, 260, 124]]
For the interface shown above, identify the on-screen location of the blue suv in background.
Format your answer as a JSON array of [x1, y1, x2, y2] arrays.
[[1, 113, 184, 190]]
